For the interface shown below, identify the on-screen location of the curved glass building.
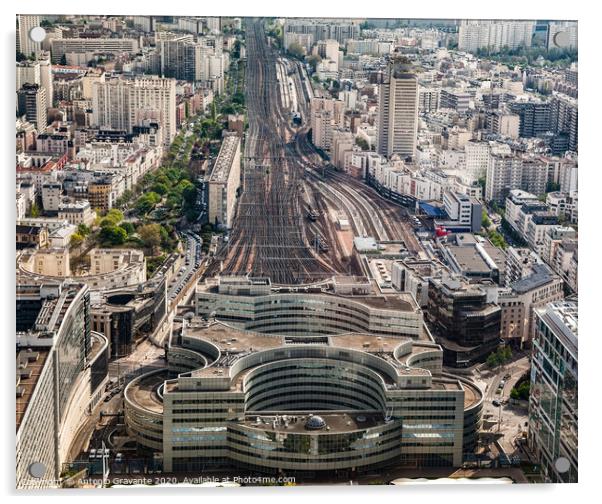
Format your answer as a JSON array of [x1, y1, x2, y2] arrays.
[[125, 278, 483, 476]]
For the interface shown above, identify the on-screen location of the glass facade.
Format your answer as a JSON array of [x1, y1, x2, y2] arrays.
[[529, 302, 578, 483]]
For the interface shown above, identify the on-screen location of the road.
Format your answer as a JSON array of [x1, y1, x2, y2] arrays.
[[166, 230, 202, 303], [473, 354, 531, 456]]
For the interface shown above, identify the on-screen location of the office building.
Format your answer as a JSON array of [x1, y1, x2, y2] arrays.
[[125, 275, 483, 473], [283, 19, 360, 45], [497, 250, 564, 346], [376, 57, 419, 160], [426, 276, 501, 367], [310, 97, 344, 151], [529, 300, 578, 483], [440, 89, 470, 114], [196, 275, 424, 338], [160, 36, 203, 82], [547, 22, 578, 50], [16, 282, 109, 489], [441, 191, 482, 233], [17, 83, 47, 131], [550, 93, 578, 153], [418, 87, 440, 112], [486, 111, 520, 139]]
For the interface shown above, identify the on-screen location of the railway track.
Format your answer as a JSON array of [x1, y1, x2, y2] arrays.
[[214, 20, 338, 285]]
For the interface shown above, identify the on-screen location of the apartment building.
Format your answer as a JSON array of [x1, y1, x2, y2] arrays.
[[92, 76, 177, 145], [207, 133, 241, 228]]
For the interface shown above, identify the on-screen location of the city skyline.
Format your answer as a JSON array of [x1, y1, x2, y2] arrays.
[[15, 13, 577, 489]]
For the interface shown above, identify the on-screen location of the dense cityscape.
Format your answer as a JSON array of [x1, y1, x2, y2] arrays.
[[15, 15, 577, 489]]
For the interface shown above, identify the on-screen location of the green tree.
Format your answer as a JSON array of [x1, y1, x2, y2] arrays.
[[119, 221, 135, 235], [138, 223, 162, 254], [482, 209, 491, 230], [99, 225, 127, 246], [151, 182, 169, 195], [101, 208, 124, 226], [135, 192, 161, 215], [77, 223, 91, 236], [355, 137, 370, 151], [70, 232, 84, 248], [486, 352, 500, 368], [28, 203, 41, 218]]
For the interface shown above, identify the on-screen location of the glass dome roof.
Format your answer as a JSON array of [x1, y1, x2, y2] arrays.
[[305, 415, 327, 430]]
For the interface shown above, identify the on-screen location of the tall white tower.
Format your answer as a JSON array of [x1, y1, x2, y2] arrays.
[[17, 15, 42, 57]]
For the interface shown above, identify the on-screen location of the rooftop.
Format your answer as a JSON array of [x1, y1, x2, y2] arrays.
[[208, 134, 240, 184], [16, 349, 49, 431], [241, 412, 387, 434]]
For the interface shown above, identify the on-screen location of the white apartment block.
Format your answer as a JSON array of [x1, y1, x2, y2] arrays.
[[92, 76, 177, 145], [208, 134, 241, 228], [58, 200, 97, 227], [485, 154, 523, 203], [546, 191, 578, 224], [50, 38, 139, 63], [458, 20, 535, 53], [41, 181, 62, 212], [310, 97, 344, 151], [17, 15, 41, 57]]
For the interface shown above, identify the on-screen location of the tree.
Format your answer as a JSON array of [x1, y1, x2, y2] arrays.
[[287, 42, 305, 59], [99, 225, 127, 246], [486, 352, 500, 368], [138, 223, 162, 254], [70, 232, 84, 248], [355, 137, 370, 151], [307, 54, 322, 72], [477, 176, 486, 194], [119, 221, 135, 235], [488, 229, 507, 250], [151, 182, 169, 195], [482, 209, 491, 230], [77, 223, 91, 236], [105, 208, 124, 224], [27, 203, 41, 218], [135, 192, 161, 215]]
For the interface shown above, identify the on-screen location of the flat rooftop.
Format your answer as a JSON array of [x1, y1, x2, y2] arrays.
[[125, 370, 167, 414], [208, 135, 240, 184], [198, 280, 419, 312], [16, 349, 49, 432], [241, 412, 386, 434]]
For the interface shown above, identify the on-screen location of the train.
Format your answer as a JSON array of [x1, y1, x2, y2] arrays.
[[313, 234, 330, 253]]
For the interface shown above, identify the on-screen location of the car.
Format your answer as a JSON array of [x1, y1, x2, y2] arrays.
[[492, 400, 501, 407], [498, 380, 506, 388]]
